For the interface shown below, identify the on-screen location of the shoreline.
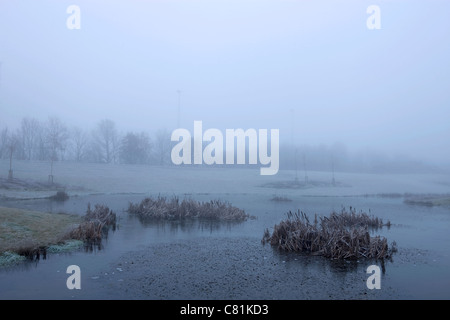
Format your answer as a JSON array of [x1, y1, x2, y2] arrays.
[[2, 160, 450, 198]]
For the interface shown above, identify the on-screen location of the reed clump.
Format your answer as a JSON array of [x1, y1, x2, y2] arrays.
[[325, 206, 390, 229], [128, 196, 251, 221], [270, 196, 292, 202], [66, 203, 116, 243], [262, 207, 396, 260]]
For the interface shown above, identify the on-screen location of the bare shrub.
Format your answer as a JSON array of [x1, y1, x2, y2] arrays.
[[49, 190, 69, 201]]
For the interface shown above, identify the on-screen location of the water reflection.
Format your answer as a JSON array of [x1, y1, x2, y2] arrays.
[[268, 244, 392, 274], [129, 214, 244, 234]]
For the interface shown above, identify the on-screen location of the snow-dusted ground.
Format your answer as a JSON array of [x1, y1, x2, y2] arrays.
[[1, 160, 449, 199]]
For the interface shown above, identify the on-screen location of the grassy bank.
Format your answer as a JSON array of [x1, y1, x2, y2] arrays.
[[0, 204, 117, 266], [0, 207, 81, 257]]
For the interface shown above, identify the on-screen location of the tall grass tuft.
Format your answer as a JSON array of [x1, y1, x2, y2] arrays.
[[65, 203, 116, 244], [128, 196, 252, 221], [262, 207, 396, 260]]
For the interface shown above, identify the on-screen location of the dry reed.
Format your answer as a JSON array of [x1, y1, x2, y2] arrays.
[[65, 203, 116, 243], [262, 208, 396, 260], [128, 196, 251, 221]]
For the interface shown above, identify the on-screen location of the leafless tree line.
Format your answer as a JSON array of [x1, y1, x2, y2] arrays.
[[0, 117, 172, 165]]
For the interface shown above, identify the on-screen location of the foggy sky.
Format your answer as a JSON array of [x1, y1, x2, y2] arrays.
[[0, 0, 449, 165]]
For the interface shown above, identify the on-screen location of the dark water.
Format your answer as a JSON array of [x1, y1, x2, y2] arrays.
[[1, 193, 450, 299]]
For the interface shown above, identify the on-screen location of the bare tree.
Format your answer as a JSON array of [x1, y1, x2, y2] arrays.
[[120, 131, 152, 164], [20, 117, 41, 160], [71, 126, 89, 162], [153, 128, 172, 165], [45, 117, 69, 160], [85, 139, 103, 163], [36, 125, 48, 161], [93, 119, 119, 163]]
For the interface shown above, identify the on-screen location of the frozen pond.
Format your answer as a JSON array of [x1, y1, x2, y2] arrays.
[[1, 164, 450, 299], [1, 191, 450, 299]]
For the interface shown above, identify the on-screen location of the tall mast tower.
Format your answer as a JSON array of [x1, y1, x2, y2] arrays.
[[177, 89, 181, 128]]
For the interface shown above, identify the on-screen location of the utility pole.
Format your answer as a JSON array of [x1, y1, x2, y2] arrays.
[[331, 155, 336, 186], [49, 157, 54, 185], [7, 134, 15, 181], [290, 109, 298, 182], [303, 154, 308, 184], [8, 144, 14, 180]]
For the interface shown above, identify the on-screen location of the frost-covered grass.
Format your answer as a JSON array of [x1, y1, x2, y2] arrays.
[[0, 204, 115, 261], [47, 240, 84, 253], [0, 251, 26, 267], [0, 207, 81, 254]]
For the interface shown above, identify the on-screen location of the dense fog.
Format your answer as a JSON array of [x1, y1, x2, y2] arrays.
[[1, 1, 449, 173]]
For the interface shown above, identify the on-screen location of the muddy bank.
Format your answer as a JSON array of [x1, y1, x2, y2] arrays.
[[96, 237, 405, 300]]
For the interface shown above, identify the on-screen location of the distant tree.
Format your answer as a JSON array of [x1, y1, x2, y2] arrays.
[[84, 140, 103, 163], [20, 117, 41, 160], [93, 119, 119, 163], [119, 132, 152, 164], [153, 128, 172, 165], [36, 125, 48, 161], [6, 132, 20, 180], [45, 117, 69, 161], [0, 126, 8, 159], [70, 126, 89, 162]]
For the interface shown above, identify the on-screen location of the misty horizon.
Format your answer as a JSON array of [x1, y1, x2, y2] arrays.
[[1, 1, 449, 167], [0, 114, 447, 175]]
